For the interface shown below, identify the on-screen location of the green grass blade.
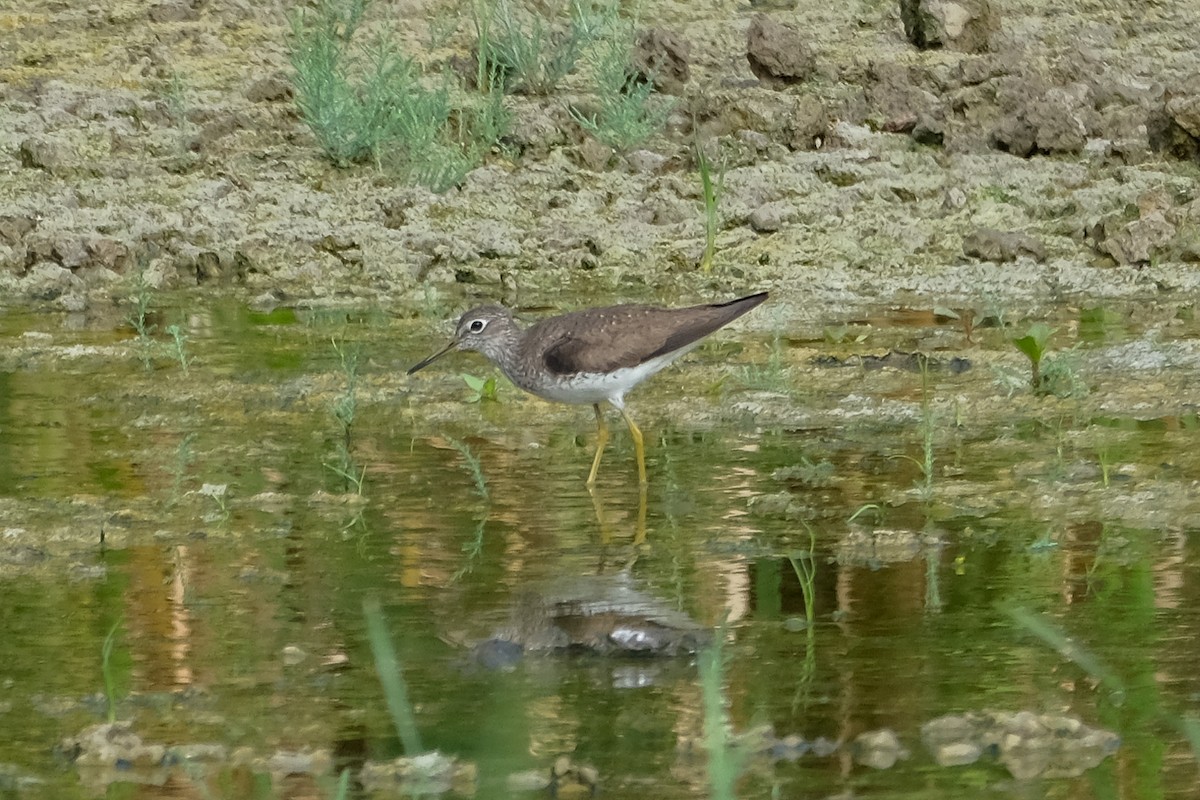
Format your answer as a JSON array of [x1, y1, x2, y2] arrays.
[[363, 597, 424, 754]]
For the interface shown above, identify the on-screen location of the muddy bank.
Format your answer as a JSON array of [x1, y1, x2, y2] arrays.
[[0, 0, 1197, 320]]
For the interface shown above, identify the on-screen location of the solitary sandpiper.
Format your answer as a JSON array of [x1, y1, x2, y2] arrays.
[[407, 292, 769, 485]]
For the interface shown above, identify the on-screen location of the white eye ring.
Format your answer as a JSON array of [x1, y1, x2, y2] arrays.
[[468, 319, 488, 333]]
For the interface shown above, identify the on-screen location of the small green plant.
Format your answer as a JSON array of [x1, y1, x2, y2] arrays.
[[570, 10, 675, 151], [461, 372, 499, 403], [1012, 322, 1053, 391], [363, 597, 424, 754], [101, 620, 123, 724], [1010, 323, 1087, 397], [735, 326, 787, 392], [126, 267, 157, 370], [695, 137, 726, 273], [197, 482, 230, 523], [822, 323, 868, 344], [1027, 530, 1059, 552], [787, 527, 818, 710], [326, 339, 367, 494], [473, 0, 596, 95], [164, 323, 190, 375], [288, 0, 505, 190]]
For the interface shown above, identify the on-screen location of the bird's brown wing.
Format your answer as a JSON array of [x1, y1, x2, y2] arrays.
[[537, 294, 767, 376]]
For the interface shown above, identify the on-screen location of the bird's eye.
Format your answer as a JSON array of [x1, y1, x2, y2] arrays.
[[468, 319, 487, 333]]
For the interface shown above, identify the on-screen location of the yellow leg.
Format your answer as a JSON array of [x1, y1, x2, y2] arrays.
[[586, 404, 609, 486], [619, 407, 647, 487]]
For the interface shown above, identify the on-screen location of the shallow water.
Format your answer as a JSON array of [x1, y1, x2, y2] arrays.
[[2, 298, 1199, 799]]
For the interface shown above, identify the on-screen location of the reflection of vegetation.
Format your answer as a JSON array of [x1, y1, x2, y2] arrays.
[[892, 355, 935, 500], [446, 436, 489, 501], [169, 432, 196, 507], [450, 517, 488, 583], [699, 617, 750, 800], [363, 598, 424, 754], [772, 457, 834, 487], [924, 544, 941, 612], [101, 619, 122, 724], [447, 436, 490, 582]]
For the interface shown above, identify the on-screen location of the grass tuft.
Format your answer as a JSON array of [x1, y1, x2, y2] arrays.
[[288, 0, 507, 190], [473, 0, 597, 95], [570, 8, 675, 151]]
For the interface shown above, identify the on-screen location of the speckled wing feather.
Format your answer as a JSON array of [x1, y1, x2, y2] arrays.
[[537, 293, 767, 376]]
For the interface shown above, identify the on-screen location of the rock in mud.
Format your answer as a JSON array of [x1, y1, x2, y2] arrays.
[[749, 201, 795, 233], [58, 722, 166, 768], [853, 728, 909, 769], [989, 84, 1100, 156], [360, 751, 476, 795], [1086, 195, 1179, 266], [244, 75, 293, 103], [633, 28, 691, 95], [921, 710, 1119, 778], [899, 0, 997, 53], [147, 0, 199, 23], [866, 62, 943, 132], [0, 214, 37, 246], [962, 228, 1047, 263], [1149, 87, 1200, 161], [18, 137, 70, 175], [746, 15, 816, 86], [789, 94, 829, 150]]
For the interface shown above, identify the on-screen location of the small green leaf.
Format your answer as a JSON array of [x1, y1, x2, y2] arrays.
[[461, 374, 486, 392], [1012, 323, 1054, 364]]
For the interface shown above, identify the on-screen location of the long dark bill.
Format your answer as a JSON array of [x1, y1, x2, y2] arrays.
[[407, 340, 457, 375]]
